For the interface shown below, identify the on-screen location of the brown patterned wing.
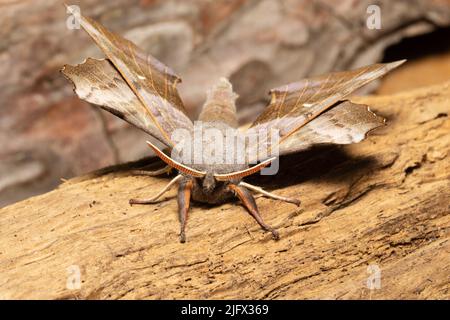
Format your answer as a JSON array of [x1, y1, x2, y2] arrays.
[[278, 100, 385, 155], [246, 61, 405, 162], [68, 8, 193, 147], [62, 58, 171, 146]]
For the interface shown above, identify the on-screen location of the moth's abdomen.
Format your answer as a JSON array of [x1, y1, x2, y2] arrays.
[[198, 78, 239, 128]]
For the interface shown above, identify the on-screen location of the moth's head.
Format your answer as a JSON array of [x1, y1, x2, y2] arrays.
[[201, 172, 216, 194], [145, 141, 276, 190]]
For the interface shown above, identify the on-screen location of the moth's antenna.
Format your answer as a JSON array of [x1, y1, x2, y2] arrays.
[[214, 157, 276, 181], [146, 141, 206, 178]]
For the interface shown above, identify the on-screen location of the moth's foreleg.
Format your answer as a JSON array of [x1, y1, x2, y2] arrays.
[[239, 181, 300, 206], [129, 174, 182, 204], [177, 179, 194, 243], [227, 184, 279, 240], [129, 165, 171, 176]]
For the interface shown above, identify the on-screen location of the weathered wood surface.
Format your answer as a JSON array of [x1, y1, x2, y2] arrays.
[[0, 82, 449, 299]]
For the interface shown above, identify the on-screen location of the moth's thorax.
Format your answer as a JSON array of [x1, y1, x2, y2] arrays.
[[177, 121, 249, 174], [173, 121, 249, 204]]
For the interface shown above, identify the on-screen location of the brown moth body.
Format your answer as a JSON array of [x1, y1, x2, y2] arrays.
[[62, 7, 405, 242], [184, 79, 247, 205]]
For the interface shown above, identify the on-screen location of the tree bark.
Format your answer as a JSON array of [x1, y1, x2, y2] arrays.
[[0, 82, 449, 299]]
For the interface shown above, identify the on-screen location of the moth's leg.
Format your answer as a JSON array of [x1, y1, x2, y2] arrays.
[[239, 181, 300, 206], [129, 165, 171, 176], [227, 184, 279, 240], [177, 179, 194, 243], [129, 174, 182, 204]]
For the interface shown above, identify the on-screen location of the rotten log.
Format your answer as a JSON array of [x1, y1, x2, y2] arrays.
[[0, 82, 449, 299]]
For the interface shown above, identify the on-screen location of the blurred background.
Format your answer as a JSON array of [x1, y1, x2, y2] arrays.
[[1, 0, 450, 207]]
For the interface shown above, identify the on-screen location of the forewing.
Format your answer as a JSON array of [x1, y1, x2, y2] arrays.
[[246, 61, 404, 161], [62, 58, 171, 146], [70, 8, 193, 146]]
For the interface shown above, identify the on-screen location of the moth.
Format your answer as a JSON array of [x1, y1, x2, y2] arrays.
[[62, 9, 405, 242]]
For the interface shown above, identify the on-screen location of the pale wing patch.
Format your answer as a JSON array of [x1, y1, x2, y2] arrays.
[[278, 101, 385, 155]]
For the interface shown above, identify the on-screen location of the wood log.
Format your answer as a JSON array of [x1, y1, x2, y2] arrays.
[[0, 82, 449, 299]]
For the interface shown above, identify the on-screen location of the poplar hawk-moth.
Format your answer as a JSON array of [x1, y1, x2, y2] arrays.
[[62, 8, 404, 242]]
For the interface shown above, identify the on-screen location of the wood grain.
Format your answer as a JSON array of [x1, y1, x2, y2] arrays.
[[0, 82, 449, 299]]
